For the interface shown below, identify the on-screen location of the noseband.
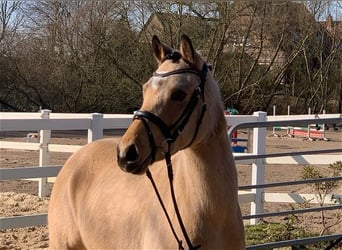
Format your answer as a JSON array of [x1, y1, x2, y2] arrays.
[[133, 58, 208, 250]]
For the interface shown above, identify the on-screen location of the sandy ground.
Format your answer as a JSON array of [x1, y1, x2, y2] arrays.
[[0, 129, 341, 249]]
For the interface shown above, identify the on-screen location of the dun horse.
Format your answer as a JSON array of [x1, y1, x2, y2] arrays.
[[49, 35, 245, 249]]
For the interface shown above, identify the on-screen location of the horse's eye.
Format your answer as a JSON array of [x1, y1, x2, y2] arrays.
[[171, 89, 187, 102]]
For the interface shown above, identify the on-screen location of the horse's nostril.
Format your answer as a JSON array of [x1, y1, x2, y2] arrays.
[[126, 144, 138, 162]]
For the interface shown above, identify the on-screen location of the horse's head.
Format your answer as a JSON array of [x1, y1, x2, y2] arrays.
[[117, 35, 223, 174]]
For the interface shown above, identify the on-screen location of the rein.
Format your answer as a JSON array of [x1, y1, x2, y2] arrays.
[[134, 62, 208, 250]]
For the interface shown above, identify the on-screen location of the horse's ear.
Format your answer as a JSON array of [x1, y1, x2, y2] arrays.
[[152, 35, 172, 64], [179, 34, 197, 67]]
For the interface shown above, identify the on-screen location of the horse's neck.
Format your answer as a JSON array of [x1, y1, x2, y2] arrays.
[[174, 119, 238, 215]]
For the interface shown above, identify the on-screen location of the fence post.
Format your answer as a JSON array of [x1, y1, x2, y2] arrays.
[[39, 109, 51, 198], [250, 111, 267, 225], [88, 113, 103, 143]]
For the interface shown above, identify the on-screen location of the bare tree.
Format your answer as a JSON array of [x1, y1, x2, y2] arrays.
[[1, 1, 147, 112], [1, 0, 340, 113], [0, 1, 22, 45]]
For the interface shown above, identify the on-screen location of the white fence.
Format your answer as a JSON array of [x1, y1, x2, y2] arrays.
[[0, 110, 341, 247]]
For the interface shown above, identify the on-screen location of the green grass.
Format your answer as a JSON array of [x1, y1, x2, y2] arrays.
[[245, 222, 330, 249]]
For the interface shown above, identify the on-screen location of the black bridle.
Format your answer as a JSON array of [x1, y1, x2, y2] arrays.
[[133, 59, 208, 250], [134, 64, 208, 163]]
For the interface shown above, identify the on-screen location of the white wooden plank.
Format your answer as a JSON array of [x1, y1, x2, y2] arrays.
[[103, 114, 133, 119], [0, 112, 42, 119], [0, 166, 62, 180], [102, 117, 133, 129], [238, 191, 255, 203], [266, 155, 342, 165], [49, 113, 90, 118], [0, 214, 47, 230], [0, 142, 82, 153], [0, 141, 40, 150], [225, 115, 258, 126], [48, 177, 57, 183], [264, 192, 341, 205], [0, 118, 91, 131], [267, 114, 341, 121], [48, 144, 82, 153]]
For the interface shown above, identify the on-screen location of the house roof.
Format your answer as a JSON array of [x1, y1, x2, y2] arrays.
[[319, 14, 342, 40], [140, 3, 339, 66], [139, 12, 212, 47]]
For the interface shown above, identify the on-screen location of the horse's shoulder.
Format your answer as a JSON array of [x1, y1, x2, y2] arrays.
[[72, 138, 118, 159], [87, 137, 119, 150], [58, 138, 119, 180]]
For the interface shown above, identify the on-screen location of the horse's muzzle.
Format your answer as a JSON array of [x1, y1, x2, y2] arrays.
[[117, 144, 149, 175]]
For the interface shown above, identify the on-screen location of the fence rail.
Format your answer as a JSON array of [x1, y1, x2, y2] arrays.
[[239, 176, 342, 190], [0, 166, 62, 180], [242, 204, 342, 220], [246, 234, 342, 250], [1, 110, 341, 248]]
